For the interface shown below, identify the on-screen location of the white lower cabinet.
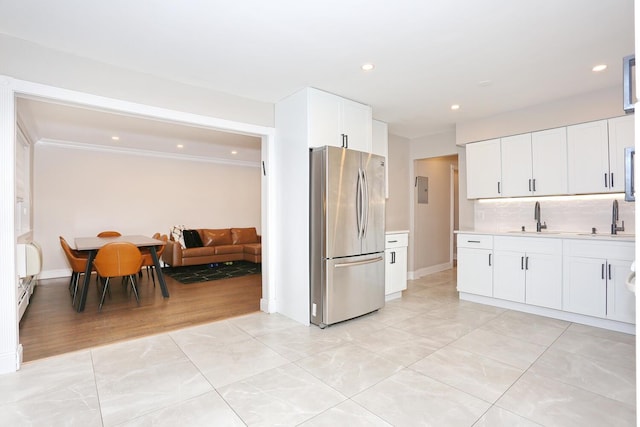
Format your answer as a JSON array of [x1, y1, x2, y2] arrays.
[[563, 240, 635, 323], [385, 232, 408, 298], [493, 237, 562, 310], [457, 233, 635, 331], [457, 234, 493, 297]]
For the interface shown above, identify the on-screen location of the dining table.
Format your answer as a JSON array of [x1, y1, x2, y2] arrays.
[[74, 234, 169, 312]]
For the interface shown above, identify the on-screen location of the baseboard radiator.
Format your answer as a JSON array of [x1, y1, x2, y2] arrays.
[[16, 241, 42, 321]]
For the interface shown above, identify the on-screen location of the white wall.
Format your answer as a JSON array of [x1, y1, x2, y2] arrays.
[[0, 34, 273, 128], [34, 143, 261, 278], [456, 86, 623, 145]]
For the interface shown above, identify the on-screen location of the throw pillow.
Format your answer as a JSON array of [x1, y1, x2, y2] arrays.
[[183, 229, 204, 248], [170, 225, 186, 249]]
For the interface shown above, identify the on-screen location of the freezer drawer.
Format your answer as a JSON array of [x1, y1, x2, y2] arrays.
[[311, 253, 385, 327]]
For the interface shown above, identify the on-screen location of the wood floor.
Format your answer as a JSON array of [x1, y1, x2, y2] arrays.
[[18, 270, 262, 363]]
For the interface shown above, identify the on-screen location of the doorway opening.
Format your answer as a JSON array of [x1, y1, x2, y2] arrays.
[[8, 84, 274, 366], [412, 155, 459, 278]]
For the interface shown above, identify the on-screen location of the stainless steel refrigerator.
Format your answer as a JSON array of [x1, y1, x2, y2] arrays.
[[310, 145, 386, 327]]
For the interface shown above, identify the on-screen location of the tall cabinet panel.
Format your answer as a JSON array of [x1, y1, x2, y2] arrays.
[[466, 139, 502, 199], [372, 120, 389, 198], [607, 115, 634, 193]]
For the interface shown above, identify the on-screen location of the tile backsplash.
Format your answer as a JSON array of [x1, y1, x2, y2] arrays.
[[473, 195, 635, 235]]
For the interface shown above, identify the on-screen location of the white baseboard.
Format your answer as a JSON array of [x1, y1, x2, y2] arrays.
[[459, 292, 636, 335], [260, 297, 276, 313], [408, 262, 452, 280], [39, 268, 72, 280], [385, 291, 402, 302], [0, 349, 18, 374]]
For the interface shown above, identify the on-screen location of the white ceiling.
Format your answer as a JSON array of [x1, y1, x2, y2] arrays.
[[1, 0, 635, 158]]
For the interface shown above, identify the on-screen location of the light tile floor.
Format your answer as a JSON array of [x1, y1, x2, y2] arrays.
[[0, 269, 636, 426]]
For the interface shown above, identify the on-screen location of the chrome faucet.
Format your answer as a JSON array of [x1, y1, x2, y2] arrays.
[[534, 201, 547, 232], [612, 200, 625, 235]]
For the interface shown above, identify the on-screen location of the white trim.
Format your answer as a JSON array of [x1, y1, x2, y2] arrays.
[[38, 139, 261, 168], [0, 77, 18, 374], [450, 164, 458, 265], [408, 262, 452, 280], [459, 292, 636, 335], [1, 75, 278, 373]]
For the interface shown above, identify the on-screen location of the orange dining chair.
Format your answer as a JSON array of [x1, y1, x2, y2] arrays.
[[97, 231, 122, 237], [60, 236, 93, 306], [139, 233, 168, 286], [92, 242, 143, 311]]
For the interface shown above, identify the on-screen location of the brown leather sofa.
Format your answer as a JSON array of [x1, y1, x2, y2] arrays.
[[162, 227, 261, 267]]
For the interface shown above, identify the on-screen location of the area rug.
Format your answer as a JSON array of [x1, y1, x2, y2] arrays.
[[162, 261, 261, 284]]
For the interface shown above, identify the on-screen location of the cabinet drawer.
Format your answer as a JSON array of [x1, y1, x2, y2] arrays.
[[494, 236, 562, 255], [457, 234, 493, 249], [564, 239, 634, 261], [386, 233, 408, 249]]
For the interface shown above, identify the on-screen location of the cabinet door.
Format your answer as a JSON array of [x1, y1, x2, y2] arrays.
[[493, 250, 526, 303], [531, 127, 568, 196], [308, 89, 343, 148], [501, 134, 533, 197], [567, 120, 610, 194], [457, 247, 493, 296], [341, 100, 372, 152], [563, 256, 606, 317], [525, 252, 562, 309], [607, 115, 634, 193], [606, 259, 635, 323], [466, 139, 502, 199], [385, 246, 407, 295]]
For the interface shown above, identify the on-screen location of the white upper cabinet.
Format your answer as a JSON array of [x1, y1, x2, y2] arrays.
[[531, 127, 568, 196], [308, 88, 372, 151], [567, 120, 610, 194], [566, 117, 634, 194], [500, 133, 533, 197], [466, 139, 502, 199], [498, 128, 568, 198]]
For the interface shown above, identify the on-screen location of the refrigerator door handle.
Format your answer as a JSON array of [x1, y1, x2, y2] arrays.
[[334, 256, 384, 268], [361, 168, 369, 238], [355, 168, 362, 239]]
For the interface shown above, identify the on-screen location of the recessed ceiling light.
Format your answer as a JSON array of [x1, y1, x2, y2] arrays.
[[592, 64, 607, 72], [451, 104, 460, 111], [111, 136, 120, 141], [361, 63, 375, 71], [177, 144, 184, 149], [231, 150, 238, 155]]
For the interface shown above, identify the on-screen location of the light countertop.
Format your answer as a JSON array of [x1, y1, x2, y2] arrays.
[[455, 229, 635, 242], [386, 230, 409, 235]]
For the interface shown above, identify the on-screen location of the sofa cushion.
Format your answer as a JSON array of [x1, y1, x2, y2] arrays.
[[201, 229, 232, 246], [183, 229, 203, 248], [182, 246, 216, 258], [231, 227, 258, 245], [170, 225, 186, 249], [214, 245, 244, 255], [243, 243, 262, 255]]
